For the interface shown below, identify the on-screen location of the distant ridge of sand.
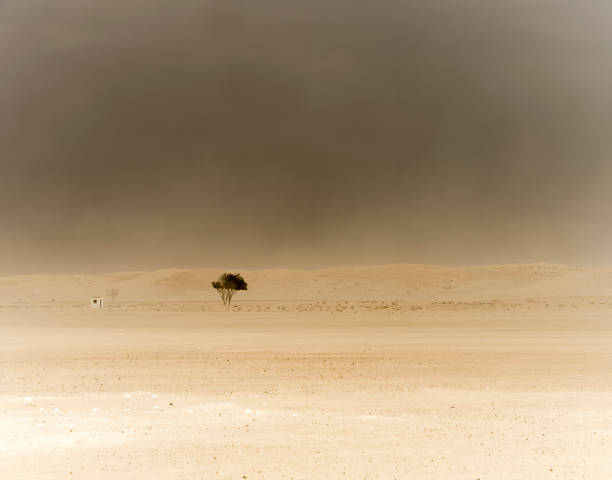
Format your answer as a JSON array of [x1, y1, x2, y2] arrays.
[[1, 263, 612, 304]]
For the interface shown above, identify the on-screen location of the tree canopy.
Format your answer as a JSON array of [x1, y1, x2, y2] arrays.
[[212, 273, 248, 305]]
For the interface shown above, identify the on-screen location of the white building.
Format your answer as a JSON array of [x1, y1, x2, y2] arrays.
[[91, 297, 104, 309]]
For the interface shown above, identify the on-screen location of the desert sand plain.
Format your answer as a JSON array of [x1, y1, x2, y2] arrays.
[[1, 264, 612, 479]]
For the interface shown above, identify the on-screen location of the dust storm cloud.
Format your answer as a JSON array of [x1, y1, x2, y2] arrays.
[[2, 0, 612, 274]]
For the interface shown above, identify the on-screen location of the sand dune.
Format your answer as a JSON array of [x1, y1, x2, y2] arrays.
[[2, 263, 612, 304]]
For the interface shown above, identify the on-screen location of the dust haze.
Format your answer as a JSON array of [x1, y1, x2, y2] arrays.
[[3, 3, 612, 478], [2, 0, 612, 274]]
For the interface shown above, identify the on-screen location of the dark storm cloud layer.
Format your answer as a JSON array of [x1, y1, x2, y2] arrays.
[[2, 0, 612, 273]]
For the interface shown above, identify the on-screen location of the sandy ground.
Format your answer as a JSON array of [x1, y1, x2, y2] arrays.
[[1, 303, 612, 479]]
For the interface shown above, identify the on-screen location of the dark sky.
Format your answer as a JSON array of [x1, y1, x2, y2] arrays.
[[2, 0, 612, 274]]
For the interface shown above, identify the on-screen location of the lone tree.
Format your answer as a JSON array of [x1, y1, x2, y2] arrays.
[[212, 273, 248, 306]]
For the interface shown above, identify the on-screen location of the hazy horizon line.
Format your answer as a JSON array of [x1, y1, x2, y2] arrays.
[[1, 261, 595, 278]]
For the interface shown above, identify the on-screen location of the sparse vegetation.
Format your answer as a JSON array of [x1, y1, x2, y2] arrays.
[[212, 273, 248, 305], [106, 288, 120, 302]]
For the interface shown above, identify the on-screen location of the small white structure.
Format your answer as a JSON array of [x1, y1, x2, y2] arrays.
[[91, 297, 104, 309]]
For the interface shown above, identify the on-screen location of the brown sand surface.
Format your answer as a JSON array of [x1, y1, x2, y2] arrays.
[[1, 265, 612, 478], [2, 307, 612, 479]]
